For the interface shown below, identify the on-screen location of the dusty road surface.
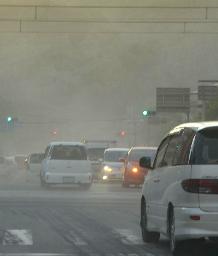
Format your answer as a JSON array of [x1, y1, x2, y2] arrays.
[[0, 165, 216, 256]]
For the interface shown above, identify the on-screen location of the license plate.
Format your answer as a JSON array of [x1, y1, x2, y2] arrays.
[[63, 177, 75, 183]]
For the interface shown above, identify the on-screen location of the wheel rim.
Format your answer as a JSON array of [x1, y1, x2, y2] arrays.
[[170, 212, 176, 252]]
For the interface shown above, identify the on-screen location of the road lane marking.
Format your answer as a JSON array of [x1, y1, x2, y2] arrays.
[[113, 229, 143, 245], [2, 229, 33, 245], [65, 230, 87, 246], [0, 254, 71, 256]]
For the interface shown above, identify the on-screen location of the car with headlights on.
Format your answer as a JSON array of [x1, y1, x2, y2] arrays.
[[122, 147, 157, 187], [140, 122, 218, 255], [102, 148, 129, 182], [40, 142, 93, 189]]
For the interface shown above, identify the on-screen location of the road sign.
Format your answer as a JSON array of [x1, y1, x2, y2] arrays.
[[198, 85, 218, 101], [156, 88, 190, 113]]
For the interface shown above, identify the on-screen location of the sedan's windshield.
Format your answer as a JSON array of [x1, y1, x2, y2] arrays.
[[87, 148, 105, 161], [104, 151, 128, 162]]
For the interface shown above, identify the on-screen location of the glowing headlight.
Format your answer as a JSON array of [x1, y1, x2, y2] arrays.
[[103, 175, 108, 180], [104, 166, 112, 172], [132, 167, 138, 173]]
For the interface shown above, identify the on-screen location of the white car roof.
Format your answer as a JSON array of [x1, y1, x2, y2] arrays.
[[130, 147, 157, 151], [105, 148, 129, 152], [104, 148, 129, 152], [169, 121, 218, 134], [48, 141, 84, 146]]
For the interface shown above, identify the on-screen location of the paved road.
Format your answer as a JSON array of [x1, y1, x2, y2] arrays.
[[0, 165, 217, 256]]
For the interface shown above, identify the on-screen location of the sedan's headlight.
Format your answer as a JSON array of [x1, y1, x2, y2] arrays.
[[132, 167, 138, 173], [104, 166, 112, 172]]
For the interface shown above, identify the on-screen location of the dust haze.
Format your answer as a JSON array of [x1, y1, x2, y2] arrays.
[[0, 33, 218, 155]]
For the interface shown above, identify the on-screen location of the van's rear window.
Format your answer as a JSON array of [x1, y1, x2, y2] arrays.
[[51, 145, 87, 160], [193, 128, 218, 165]]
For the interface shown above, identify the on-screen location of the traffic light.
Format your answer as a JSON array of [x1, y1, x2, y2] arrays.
[[6, 116, 15, 128], [51, 129, 58, 136], [7, 116, 12, 123], [120, 130, 126, 137], [142, 109, 155, 118], [142, 110, 149, 117]]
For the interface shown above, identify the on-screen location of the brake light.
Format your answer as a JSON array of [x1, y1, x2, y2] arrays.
[[190, 215, 200, 221], [182, 179, 218, 194]]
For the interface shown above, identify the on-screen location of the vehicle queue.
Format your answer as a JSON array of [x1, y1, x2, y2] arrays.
[[5, 121, 218, 255]]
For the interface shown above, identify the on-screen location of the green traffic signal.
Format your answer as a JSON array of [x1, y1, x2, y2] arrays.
[[7, 116, 12, 123], [143, 110, 149, 116], [142, 109, 156, 117]]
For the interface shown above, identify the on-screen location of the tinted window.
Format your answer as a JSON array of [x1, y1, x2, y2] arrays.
[[104, 150, 128, 162], [154, 138, 169, 168], [162, 129, 195, 167], [51, 145, 87, 160], [162, 136, 178, 167], [192, 128, 218, 165], [174, 129, 195, 165]]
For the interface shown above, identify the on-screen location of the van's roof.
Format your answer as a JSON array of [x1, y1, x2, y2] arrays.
[[105, 148, 129, 152], [49, 141, 84, 146], [169, 121, 218, 134]]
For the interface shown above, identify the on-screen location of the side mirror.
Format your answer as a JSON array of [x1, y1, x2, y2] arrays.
[[119, 158, 125, 163], [139, 157, 152, 169]]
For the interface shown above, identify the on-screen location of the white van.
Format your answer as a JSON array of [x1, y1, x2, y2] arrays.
[[140, 122, 218, 254], [40, 142, 92, 189]]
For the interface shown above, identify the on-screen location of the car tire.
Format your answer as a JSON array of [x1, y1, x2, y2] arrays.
[[169, 208, 179, 255], [141, 200, 160, 243]]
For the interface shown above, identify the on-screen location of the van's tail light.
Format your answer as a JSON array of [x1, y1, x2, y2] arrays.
[[181, 179, 218, 194]]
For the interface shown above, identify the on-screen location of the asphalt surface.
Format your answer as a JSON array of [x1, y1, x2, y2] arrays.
[[0, 164, 217, 256]]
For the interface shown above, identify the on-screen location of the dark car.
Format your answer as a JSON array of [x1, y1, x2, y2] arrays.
[[122, 147, 157, 187]]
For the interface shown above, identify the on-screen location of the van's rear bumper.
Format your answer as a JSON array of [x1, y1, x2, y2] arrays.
[[44, 172, 92, 184], [175, 207, 218, 240]]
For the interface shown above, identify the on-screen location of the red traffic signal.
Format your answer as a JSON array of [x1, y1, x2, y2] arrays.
[[120, 130, 126, 137], [51, 129, 58, 136]]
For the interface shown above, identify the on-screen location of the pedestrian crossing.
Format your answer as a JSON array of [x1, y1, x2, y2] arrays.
[[0, 229, 164, 256], [113, 229, 144, 245], [2, 230, 33, 245], [0, 229, 143, 246]]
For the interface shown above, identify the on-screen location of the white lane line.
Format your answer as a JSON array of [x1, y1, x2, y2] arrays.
[[66, 230, 87, 246], [0, 254, 71, 256], [113, 229, 143, 245], [3, 229, 33, 245]]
